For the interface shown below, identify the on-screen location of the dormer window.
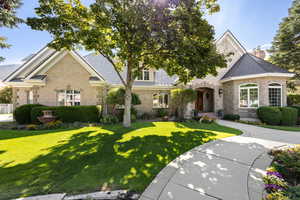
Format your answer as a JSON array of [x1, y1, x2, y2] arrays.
[[137, 69, 150, 81]]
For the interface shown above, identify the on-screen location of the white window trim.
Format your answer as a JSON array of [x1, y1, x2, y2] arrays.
[[57, 90, 81, 106], [268, 82, 283, 107], [136, 69, 151, 81], [153, 93, 169, 109], [238, 83, 259, 109]]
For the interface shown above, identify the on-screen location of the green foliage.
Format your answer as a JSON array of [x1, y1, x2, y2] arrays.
[[115, 107, 138, 121], [291, 106, 300, 117], [155, 108, 168, 118], [27, 0, 226, 127], [100, 115, 119, 125], [0, 0, 23, 61], [257, 106, 282, 125], [13, 104, 43, 125], [171, 88, 197, 120], [280, 107, 298, 126], [200, 115, 216, 124], [31, 106, 100, 124], [139, 112, 152, 120], [223, 114, 240, 121], [286, 185, 300, 200], [0, 87, 12, 103], [264, 192, 289, 200], [287, 94, 300, 106], [269, 0, 300, 81], [106, 88, 141, 107], [271, 146, 300, 185]]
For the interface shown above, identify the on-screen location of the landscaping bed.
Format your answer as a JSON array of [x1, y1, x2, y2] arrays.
[[0, 121, 241, 200], [263, 145, 300, 200]]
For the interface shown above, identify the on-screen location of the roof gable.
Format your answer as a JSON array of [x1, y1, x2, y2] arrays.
[[5, 48, 105, 83]]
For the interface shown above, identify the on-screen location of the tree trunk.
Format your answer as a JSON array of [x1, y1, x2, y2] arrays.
[[123, 60, 133, 127], [123, 85, 132, 127]]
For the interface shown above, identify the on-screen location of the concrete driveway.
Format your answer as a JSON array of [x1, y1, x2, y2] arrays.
[[140, 120, 300, 200]]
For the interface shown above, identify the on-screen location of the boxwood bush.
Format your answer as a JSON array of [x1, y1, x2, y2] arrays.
[[31, 105, 101, 124], [13, 104, 43, 124], [223, 114, 240, 121], [280, 107, 298, 126], [257, 106, 282, 125]]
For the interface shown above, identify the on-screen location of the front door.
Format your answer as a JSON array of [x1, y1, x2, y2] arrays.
[[195, 91, 203, 112]]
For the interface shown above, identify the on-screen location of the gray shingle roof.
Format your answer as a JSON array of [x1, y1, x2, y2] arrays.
[[84, 53, 177, 86], [0, 64, 21, 81], [222, 53, 292, 80]]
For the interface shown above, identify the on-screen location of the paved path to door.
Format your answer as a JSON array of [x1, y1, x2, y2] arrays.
[[139, 120, 300, 200]]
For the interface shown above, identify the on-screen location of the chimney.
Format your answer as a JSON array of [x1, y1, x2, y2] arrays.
[[252, 46, 266, 60]]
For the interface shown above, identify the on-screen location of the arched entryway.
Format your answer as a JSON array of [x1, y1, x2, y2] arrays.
[[195, 88, 214, 113]]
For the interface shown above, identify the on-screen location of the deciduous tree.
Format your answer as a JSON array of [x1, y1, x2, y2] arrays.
[[27, 0, 226, 127]]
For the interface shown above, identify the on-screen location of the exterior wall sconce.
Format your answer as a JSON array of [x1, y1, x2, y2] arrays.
[[219, 89, 223, 96]]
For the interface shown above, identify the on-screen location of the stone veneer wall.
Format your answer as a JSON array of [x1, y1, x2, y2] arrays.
[[222, 77, 289, 118], [133, 88, 171, 115]]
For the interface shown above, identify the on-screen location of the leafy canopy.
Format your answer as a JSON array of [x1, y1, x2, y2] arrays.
[[269, 0, 300, 79], [0, 0, 23, 61], [27, 0, 226, 84]]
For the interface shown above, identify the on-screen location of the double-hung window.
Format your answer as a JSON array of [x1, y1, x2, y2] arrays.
[[239, 84, 259, 108], [57, 90, 81, 106], [268, 83, 282, 107]]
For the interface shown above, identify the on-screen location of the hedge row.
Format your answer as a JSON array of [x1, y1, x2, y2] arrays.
[[14, 104, 102, 124], [31, 106, 102, 124], [13, 104, 43, 124], [257, 106, 298, 126]]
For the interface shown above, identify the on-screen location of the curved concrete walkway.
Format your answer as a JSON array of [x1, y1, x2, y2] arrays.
[[139, 120, 300, 200]]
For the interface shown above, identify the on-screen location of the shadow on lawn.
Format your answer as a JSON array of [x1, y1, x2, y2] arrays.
[[0, 122, 229, 199]]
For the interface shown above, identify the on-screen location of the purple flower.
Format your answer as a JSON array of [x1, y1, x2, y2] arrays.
[[266, 171, 283, 179], [265, 184, 285, 191]]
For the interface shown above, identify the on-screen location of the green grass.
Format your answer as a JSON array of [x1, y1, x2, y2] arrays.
[[261, 125, 300, 132], [0, 122, 241, 199]]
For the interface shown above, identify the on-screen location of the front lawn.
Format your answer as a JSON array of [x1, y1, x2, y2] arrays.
[[0, 122, 241, 199]]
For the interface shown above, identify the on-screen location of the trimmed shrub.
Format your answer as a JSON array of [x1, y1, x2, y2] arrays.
[[291, 106, 300, 117], [280, 107, 298, 126], [31, 105, 101, 124], [14, 104, 43, 124], [155, 108, 168, 118], [100, 115, 119, 125], [115, 107, 138, 121], [257, 106, 282, 125], [223, 114, 240, 121]]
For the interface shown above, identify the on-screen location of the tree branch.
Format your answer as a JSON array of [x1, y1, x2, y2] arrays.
[[97, 50, 127, 87]]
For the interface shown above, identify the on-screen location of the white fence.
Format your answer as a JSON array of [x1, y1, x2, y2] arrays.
[[0, 104, 13, 114]]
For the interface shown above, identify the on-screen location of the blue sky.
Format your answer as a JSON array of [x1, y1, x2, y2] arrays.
[[0, 0, 293, 64]]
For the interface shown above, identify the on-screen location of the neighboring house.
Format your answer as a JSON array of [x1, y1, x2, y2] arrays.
[[3, 30, 294, 118]]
